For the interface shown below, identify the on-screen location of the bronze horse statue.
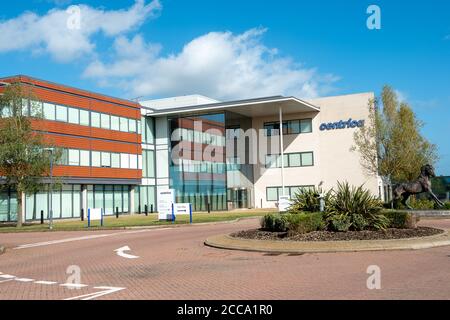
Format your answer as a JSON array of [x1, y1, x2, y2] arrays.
[[393, 164, 444, 209]]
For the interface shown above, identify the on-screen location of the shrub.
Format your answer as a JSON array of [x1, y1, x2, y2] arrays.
[[289, 188, 332, 213], [444, 202, 450, 210], [409, 198, 435, 210], [325, 181, 385, 230], [261, 214, 287, 232], [368, 214, 391, 230], [285, 212, 325, 234], [351, 214, 369, 231], [383, 211, 418, 229], [329, 215, 352, 232]]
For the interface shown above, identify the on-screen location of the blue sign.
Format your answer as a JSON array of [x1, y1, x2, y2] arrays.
[[319, 118, 365, 131]]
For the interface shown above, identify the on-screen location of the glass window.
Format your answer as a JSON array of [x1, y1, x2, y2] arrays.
[[129, 154, 138, 169], [61, 185, 72, 218], [52, 188, 61, 218], [137, 120, 141, 134], [120, 153, 129, 169], [267, 187, 278, 201], [91, 112, 100, 128], [104, 186, 113, 215], [129, 119, 137, 133], [289, 153, 301, 167], [300, 119, 312, 133], [276, 154, 288, 168], [120, 117, 128, 132], [288, 120, 300, 134], [144, 117, 154, 144], [146, 150, 155, 178], [43, 103, 55, 120], [91, 151, 101, 167], [68, 108, 79, 124], [265, 155, 277, 168], [58, 149, 68, 165], [30, 100, 43, 117], [290, 186, 302, 198], [80, 110, 89, 126], [111, 116, 120, 131], [101, 113, 110, 129], [101, 152, 111, 167], [301, 152, 314, 166], [111, 153, 120, 168], [73, 185, 81, 218], [68, 149, 80, 166], [94, 185, 104, 209], [56, 105, 68, 122], [80, 150, 90, 166]]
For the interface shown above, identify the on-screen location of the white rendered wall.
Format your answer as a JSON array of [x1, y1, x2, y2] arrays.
[[253, 92, 381, 209]]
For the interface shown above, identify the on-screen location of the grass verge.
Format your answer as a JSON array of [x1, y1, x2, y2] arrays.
[[0, 209, 272, 233]]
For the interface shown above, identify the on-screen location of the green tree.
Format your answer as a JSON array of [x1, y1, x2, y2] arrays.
[[0, 83, 59, 227], [351, 85, 438, 185]]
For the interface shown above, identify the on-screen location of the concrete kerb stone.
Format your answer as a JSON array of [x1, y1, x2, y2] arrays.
[[204, 229, 450, 254]]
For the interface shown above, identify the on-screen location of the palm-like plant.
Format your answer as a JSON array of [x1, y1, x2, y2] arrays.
[[289, 187, 332, 213], [325, 182, 387, 230]]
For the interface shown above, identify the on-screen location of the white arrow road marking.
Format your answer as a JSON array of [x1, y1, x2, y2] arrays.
[[64, 286, 125, 300], [0, 270, 126, 300], [114, 246, 139, 259]]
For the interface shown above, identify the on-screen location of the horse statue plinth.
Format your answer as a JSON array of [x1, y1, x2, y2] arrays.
[[393, 164, 444, 210]]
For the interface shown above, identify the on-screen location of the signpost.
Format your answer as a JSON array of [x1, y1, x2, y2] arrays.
[[157, 189, 175, 220], [87, 208, 103, 227], [173, 203, 193, 224], [278, 195, 292, 213]]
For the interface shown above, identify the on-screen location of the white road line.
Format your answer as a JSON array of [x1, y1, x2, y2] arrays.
[[14, 227, 175, 250], [0, 274, 15, 279], [34, 280, 57, 285], [0, 279, 14, 283], [64, 286, 125, 300], [60, 283, 88, 288], [14, 234, 115, 250], [15, 278, 34, 282]]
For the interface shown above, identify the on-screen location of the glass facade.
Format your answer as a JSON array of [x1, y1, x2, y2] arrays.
[[134, 186, 156, 213], [169, 113, 227, 211], [87, 185, 130, 216]]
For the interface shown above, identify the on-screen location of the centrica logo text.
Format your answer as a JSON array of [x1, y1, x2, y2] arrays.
[[319, 119, 365, 131]]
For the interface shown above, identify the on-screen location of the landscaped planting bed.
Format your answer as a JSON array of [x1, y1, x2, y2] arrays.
[[231, 226, 444, 242]]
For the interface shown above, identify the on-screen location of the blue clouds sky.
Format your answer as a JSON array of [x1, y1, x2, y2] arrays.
[[1, 0, 449, 174]]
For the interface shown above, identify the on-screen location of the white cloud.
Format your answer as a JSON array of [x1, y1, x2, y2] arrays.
[[0, 0, 161, 62], [84, 28, 339, 100], [394, 89, 408, 103]]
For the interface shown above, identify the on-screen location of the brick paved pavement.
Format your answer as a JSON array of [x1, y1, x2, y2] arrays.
[[0, 218, 449, 300]]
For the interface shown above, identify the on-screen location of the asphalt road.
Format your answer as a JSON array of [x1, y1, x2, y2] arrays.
[[0, 218, 449, 300]]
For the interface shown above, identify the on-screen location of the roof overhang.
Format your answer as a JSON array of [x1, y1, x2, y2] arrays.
[[145, 96, 320, 118]]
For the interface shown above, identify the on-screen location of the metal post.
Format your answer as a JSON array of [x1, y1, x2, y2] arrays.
[[49, 150, 53, 230], [279, 107, 285, 197], [189, 203, 193, 224], [144, 205, 148, 216], [81, 208, 84, 221], [40, 210, 44, 225], [138, 204, 141, 215], [116, 207, 119, 219], [150, 204, 154, 213]]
